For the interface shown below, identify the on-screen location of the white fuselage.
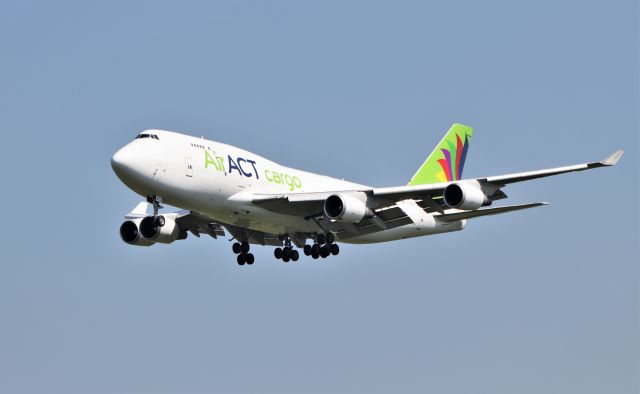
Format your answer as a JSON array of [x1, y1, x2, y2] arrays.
[[111, 129, 464, 243]]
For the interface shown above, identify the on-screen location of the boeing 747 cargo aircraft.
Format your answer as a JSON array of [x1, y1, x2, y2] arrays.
[[111, 124, 623, 265]]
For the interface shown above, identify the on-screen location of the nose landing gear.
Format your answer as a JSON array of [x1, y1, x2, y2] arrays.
[[147, 195, 165, 227]]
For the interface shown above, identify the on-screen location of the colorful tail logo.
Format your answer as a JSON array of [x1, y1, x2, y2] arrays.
[[407, 123, 473, 186], [436, 133, 469, 182]]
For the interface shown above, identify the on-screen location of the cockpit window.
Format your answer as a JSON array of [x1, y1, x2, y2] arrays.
[[135, 134, 159, 140]]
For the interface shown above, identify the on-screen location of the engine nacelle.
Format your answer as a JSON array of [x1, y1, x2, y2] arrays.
[[120, 219, 155, 246], [443, 182, 490, 210], [139, 214, 186, 244], [324, 193, 373, 223]]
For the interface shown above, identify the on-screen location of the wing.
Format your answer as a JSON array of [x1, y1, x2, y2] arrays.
[[372, 148, 624, 201], [172, 209, 289, 247], [484, 148, 624, 185], [248, 149, 623, 224], [126, 203, 226, 239], [174, 210, 226, 239], [223, 223, 284, 247], [434, 202, 549, 222]]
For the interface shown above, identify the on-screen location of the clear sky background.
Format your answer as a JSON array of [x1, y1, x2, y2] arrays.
[[0, 1, 638, 393]]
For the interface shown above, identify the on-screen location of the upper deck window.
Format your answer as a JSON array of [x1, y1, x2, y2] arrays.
[[135, 134, 159, 140]]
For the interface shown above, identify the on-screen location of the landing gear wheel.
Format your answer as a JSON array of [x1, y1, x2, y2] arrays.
[[325, 233, 335, 244], [303, 245, 312, 256], [311, 244, 320, 255], [241, 241, 250, 253], [317, 234, 326, 245], [291, 250, 299, 262], [311, 251, 319, 259], [245, 253, 255, 265], [320, 245, 330, 258], [232, 242, 242, 254], [330, 243, 340, 255], [282, 247, 291, 261], [274, 247, 283, 259], [237, 254, 246, 265], [156, 215, 166, 227]]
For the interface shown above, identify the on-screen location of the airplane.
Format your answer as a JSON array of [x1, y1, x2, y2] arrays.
[[111, 123, 623, 266]]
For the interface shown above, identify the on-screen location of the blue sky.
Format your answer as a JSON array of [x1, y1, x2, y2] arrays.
[[0, 1, 638, 393]]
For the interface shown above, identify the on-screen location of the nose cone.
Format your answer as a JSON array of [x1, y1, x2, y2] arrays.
[[111, 144, 148, 185], [111, 141, 161, 195], [111, 145, 133, 178]]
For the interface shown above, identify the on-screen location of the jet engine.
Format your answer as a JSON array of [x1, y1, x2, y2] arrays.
[[324, 193, 373, 223], [139, 214, 187, 244], [443, 182, 490, 210], [119, 218, 155, 246]]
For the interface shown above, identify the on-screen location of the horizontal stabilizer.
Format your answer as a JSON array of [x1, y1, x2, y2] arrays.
[[125, 202, 149, 218], [435, 202, 549, 222]]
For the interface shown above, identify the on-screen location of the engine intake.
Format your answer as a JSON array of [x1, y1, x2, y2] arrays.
[[139, 215, 185, 244], [119, 219, 155, 246], [324, 193, 373, 223], [443, 182, 490, 210]]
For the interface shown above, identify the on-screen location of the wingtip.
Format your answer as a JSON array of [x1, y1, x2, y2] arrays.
[[601, 149, 624, 166]]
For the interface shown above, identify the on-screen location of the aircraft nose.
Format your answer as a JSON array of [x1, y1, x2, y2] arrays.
[[111, 145, 136, 178]]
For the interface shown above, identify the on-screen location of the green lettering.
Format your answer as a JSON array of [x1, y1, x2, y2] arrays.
[[263, 169, 303, 189], [204, 150, 219, 170], [284, 175, 294, 190]]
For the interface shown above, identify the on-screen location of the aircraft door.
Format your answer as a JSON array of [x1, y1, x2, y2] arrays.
[[185, 157, 193, 177]]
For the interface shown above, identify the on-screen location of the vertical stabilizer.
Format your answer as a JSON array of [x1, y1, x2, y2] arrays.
[[408, 123, 473, 186]]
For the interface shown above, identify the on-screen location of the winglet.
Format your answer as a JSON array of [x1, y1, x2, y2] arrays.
[[601, 149, 624, 166]]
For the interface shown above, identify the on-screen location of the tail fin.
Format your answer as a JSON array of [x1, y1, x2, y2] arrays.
[[407, 123, 473, 186]]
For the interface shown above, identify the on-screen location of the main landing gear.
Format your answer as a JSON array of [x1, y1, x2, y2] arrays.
[[274, 237, 299, 262], [233, 233, 340, 266], [232, 241, 254, 266], [273, 233, 339, 262], [303, 232, 339, 260]]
